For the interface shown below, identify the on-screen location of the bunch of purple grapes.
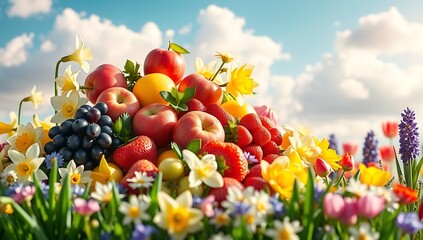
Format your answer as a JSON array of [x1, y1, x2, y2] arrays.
[[44, 102, 121, 170]]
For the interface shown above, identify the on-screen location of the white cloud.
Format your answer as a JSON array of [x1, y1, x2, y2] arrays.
[[339, 78, 369, 99], [0, 33, 34, 67], [165, 29, 175, 39], [40, 40, 55, 52], [178, 23, 192, 35], [8, 0, 52, 18]]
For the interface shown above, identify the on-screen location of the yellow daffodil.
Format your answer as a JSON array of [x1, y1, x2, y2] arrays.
[[226, 64, 259, 105], [61, 35, 92, 73], [281, 124, 310, 150], [33, 114, 54, 151], [183, 149, 223, 188], [195, 57, 223, 84], [0, 112, 17, 137], [284, 132, 321, 164], [7, 122, 42, 154], [359, 163, 391, 187], [91, 156, 123, 187], [58, 160, 92, 187], [153, 190, 204, 240], [315, 138, 342, 171], [21, 86, 43, 110], [51, 90, 88, 123], [3, 143, 47, 183], [215, 50, 235, 63], [55, 65, 80, 93]]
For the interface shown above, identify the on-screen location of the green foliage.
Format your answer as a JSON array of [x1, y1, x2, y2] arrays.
[[123, 59, 142, 91], [160, 87, 195, 112], [112, 112, 134, 144]]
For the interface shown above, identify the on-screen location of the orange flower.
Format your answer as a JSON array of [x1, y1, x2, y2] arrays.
[[393, 184, 418, 205]]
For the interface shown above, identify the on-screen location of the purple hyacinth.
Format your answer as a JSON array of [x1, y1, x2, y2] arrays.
[[362, 130, 378, 166], [328, 134, 338, 153], [398, 108, 420, 164]]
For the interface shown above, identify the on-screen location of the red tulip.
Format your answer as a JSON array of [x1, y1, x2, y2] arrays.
[[339, 153, 355, 171], [382, 121, 398, 139], [342, 142, 358, 155], [379, 145, 395, 162], [419, 198, 423, 220], [315, 158, 331, 177]]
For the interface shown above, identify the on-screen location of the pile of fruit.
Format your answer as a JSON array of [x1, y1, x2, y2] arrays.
[[46, 43, 284, 199]]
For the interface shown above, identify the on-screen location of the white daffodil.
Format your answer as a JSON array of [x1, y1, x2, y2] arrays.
[[127, 171, 155, 189], [265, 217, 303, 240], [61, 35, 92, 73], [90, 182, 123, 204], [7, 122, 42, 154], [119, 195, 150, 225], [55, 65, 80, 93], [3, 143, 47, 183], [348, 222, 380, 240], [154, 191, 204, 240], [58, 160, 92, 187], [24, 86, 43, 110], [183, 149, 223, 188], [51, 90, 87, 123]]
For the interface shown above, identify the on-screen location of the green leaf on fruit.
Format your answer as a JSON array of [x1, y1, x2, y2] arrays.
[[180, 87, 195, 103], [186, 139, 201, 155], [216, 156, 229, 175], [160, 87, 195, 112], [112, 112, 134, 144], [123, 59, 142, 91], [169, 42, 190, 54], [170, 142, 183, 159]]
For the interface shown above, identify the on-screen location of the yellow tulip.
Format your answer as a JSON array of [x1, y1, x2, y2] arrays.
[[359, 163, 391, 187]]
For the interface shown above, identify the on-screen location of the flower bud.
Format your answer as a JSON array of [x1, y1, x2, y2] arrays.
[[339, 153, 354, 171], [379, 145, 395, 162], [315, 158, 331, 177], [254, 105, 278, 126], [342, 142, 358, 155], [323, 192, 344, 219]]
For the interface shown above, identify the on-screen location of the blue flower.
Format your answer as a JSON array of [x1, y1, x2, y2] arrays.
[[243, 151, 258, 164], [399, 107, 420, 164], [44, 152, 64, 170], [269, 195, 285, 217], [328, 133, 338, 153], [396, 212, 423, 234], [362, 130, 378, 166], [131, 223, 156, 240]]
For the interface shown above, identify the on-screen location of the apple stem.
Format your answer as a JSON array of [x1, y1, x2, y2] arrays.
[[210, 62, 225, 82], [168, 40, 171, 51]]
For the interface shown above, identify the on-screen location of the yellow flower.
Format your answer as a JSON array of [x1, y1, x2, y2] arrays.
[[51, 90, 88, 123], [56, 65, 80, 93], [315, 138, 342, 171], [3, 143, 47, 183], [91, 156, 123, 188], [215, 50, 235, 63], [33, 114, 54, 152], [153, 191, 204, 240], [195, 58, 222, 84], [226, 64, 259, 105], [22, 86, 43, 110], [61, 35, 92, 73], [7, 122, 42, 154], [359, 163, 391, 187], [0, 112, 17, 137], [284, 132, 321, 164]]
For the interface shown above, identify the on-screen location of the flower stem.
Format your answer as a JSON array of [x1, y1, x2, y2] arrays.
[[17, 100, 24, 125], [54, 60, 62, 97], [333, 170, 345, 187], [210, 62, 225, 82], [79, 86, 93, 90]]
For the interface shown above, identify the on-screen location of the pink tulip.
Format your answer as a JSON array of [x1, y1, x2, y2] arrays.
[[357, 194, 385, 218], [323, 193, 345, 219], [315, 158, 331, 177], [254, 105, 279, 126], [339, 153, 355, 171], [382, 121, 398, 139], [379, 145, 395, 162], [339, 197, 359, 225], [342, 142, 358, 156], [201, 195, 215, 217], [11, 185, 35, 203], [73, 198, 100, 216]]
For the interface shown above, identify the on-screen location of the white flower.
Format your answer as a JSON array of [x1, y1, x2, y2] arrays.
[[348, 222, 380, 240], [210, 232, 232, 240], [346, 178, 369, 197], [58, 160, 91, 187], [1, 170, 18, 186], [183, 149, 223, 188], [119, 195, 150, 225], [265, 217, 302, 240], [127, 171, 155, 189], [27, 85, 43, 109], [195, 57, 223, 84], [247, 189, 273, 216], [91, 182, 123, 204], [3, 143, 47, 183], [61, 35, 92, 73], [51, 90, 87, 123], [7, 122, 42, 154], [210, 208, 231, 227], [56, 65, 80, 93]]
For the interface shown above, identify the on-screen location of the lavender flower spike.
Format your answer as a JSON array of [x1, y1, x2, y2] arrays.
[[399, 107, 420, 164], [362, 130, 378, 166]]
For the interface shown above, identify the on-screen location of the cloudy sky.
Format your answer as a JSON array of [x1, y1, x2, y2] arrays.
[[1, 0, 423, 157]]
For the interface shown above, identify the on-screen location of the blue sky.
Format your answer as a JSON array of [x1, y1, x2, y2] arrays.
[[1, 0, 423, 156]]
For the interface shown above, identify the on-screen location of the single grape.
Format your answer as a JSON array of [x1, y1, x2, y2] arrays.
[[82, 136, 94, 149], [86, 123, 101, 139], [75, 107, 89, 119], [52, 134, 67, 149], [60, 119, 74, 135], [72, 119, 89, 134], [89, 145, 104, 161], [59, 147, 73, 161], [97, 115, 113, 127], [74, 149, 88, 165], [87, 108, 101, 123], [44, 142, 56, 154], [67, 134, 82, 151], [80, 104, 92, 111], [112, 137, 122, 147], [84, 161, 96, 171], [101, 125, 113, 137], [97, 132, 112, 149], [48, 126, 61, 139], [94, 102, 108, 115]]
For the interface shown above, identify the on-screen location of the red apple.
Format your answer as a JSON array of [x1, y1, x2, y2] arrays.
[[178, 73, 223, 107], [133, 103, 178, 147], [84, 64, 128, 103], [96, 87, 140, 121], [173, 111, 225, 149], [143, 48, 185, 85]]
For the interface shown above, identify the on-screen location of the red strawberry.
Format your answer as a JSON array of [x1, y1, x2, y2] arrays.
[[262, 141, 280, 156], [251, 126, 271, 146], [206, 103, 234, 126], [262, 154, 280, 164], [177, 98, 206, 118], [243, 177, 272, 193], [242, 144, 263, 162], [200, 140, 248, 182], [233, 125, 253, 147], [269, 127, 283, 146], [239, 113, 262, 132], [120, 159, 158, 194], [259, 116, 276, 130], [245, 164, 262, 179], [113, 136, 157, 172], [209, 177, 244, 204]]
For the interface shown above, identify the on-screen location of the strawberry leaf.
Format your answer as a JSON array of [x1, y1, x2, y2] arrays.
[[123, 59, 141, 91], [186, 139, 201, 155], [112, 112, 134, 144], [216, 156, 229, 175], [169, 42, 190, 54], [180, 87, 196, 103], [160, 87, 195, 112]]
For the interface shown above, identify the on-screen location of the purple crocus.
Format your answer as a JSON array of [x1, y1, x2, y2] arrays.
[[396, 212, 423, 234], [398, 108, 420, 164], [131, 223, 156, 240], [362, 130, 379, 166], [328, 134, 339, 153]]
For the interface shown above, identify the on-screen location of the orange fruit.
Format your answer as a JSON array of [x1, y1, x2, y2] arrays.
[[156, 149, 179, 167], [221, 100, 256, 119], [132, 73, 175, 107]]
